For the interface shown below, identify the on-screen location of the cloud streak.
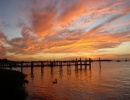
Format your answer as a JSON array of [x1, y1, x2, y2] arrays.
[[1, 0, 130, 59]]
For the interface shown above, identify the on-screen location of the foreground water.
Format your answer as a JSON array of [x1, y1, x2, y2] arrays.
[[14, 61, 130, 100]]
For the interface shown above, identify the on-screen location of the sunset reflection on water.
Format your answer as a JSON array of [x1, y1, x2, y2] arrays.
[[14, 61, 130, 100]]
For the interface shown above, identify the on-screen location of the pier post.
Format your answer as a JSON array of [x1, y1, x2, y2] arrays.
[[67, 60, 70, 66], [75, 58, 78, 66], [61, 61, 63, 67], [75, 58, 78, 70], [31, 61, 33, 68], [54, 60, 55, 67], [80, 58, 82, 69], [41, 61, 44, 67], [57, 60, 58, 67], [21, 62, 23, 67], [85, 58, 87, 69], [99, 58, 101, 69], [9, 62, 12, 69], [50, 60, 52, 67], [20, 62, 23, 72], [89, 58, 91, 70]]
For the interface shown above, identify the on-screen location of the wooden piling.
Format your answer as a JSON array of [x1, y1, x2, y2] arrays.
[[85, 58, 87, 69], [31, 61, 33, 68], [99, 58, 101, 69], [75, 58, 78, 66], [21, 62, 23, 67], [41, 61, 44, 67], [80, 58, 82, 69], [89, 58, 91, 70]]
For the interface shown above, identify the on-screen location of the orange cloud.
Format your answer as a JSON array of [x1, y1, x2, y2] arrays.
[[2, 0, 130, 60]]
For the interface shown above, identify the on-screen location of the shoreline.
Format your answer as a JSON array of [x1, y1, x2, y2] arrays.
[[0, 68, 29, 100]]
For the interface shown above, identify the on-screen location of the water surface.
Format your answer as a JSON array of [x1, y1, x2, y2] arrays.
[[14, 61, 130, 100]]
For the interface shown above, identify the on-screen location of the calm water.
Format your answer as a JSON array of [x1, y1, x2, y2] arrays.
[[14, 61, 130, 100]]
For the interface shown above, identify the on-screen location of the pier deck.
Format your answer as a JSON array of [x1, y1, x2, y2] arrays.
[[0, 58, 92, 68]]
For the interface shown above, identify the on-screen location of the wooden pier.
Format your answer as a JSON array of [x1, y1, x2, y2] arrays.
[[0, 58, 113, 77], [0, 58, 92, 69]]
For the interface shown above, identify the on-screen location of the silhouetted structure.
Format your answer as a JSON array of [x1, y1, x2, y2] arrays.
[[0, 58, 92, 68]]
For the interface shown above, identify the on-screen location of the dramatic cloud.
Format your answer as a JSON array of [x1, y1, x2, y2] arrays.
[[8, 27, 40, 54], [1, 0, 130, 59]]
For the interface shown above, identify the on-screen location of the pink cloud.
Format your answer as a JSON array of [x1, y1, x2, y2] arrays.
[[1, 0, 130, 59]]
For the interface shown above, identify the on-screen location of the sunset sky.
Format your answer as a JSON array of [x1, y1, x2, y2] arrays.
[[0, 0, 130, 61]]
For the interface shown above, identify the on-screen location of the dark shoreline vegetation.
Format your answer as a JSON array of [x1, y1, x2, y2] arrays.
[[0, 68, 29, 100]]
